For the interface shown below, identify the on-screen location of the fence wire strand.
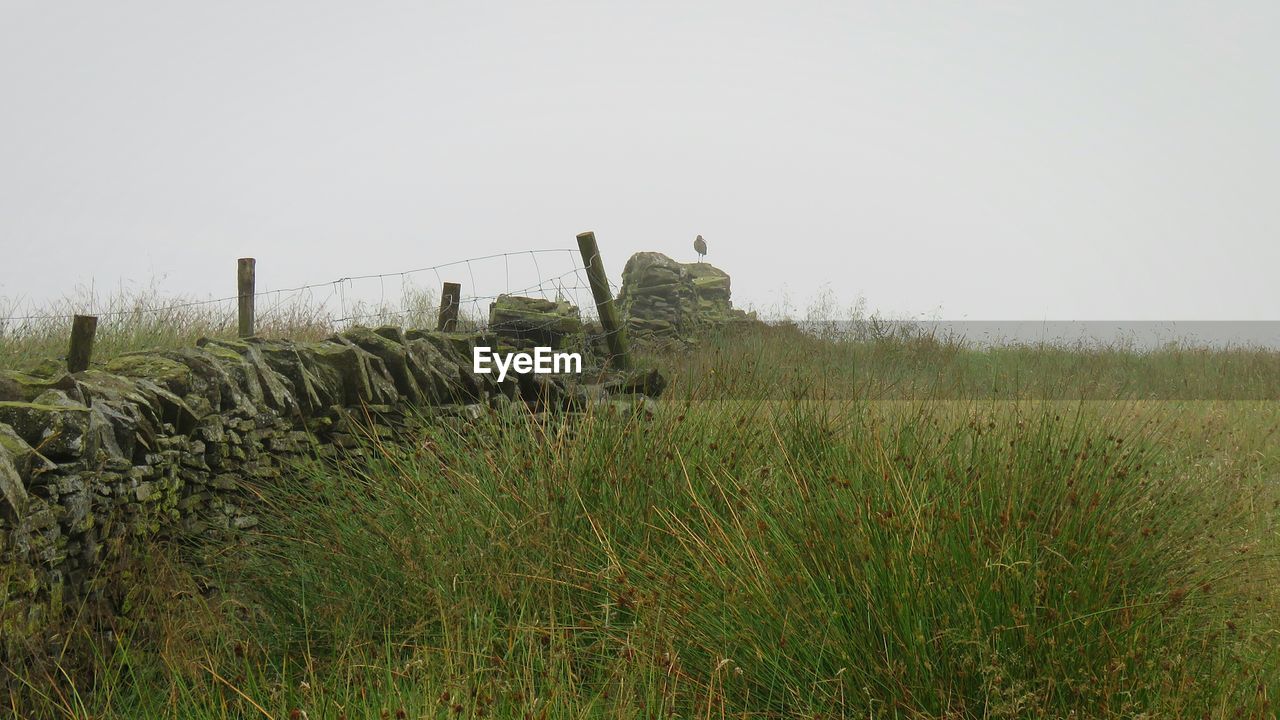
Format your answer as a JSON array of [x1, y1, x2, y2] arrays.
[[0, 248, 600, 329]]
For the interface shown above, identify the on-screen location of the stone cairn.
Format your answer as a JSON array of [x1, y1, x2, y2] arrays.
[[0, 325, 661, 659], [617, 252, 753, 341]]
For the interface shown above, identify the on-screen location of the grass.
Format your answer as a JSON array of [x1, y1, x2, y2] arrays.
[[658, 322, 1280, 401], [5, 348, 1279, 716], [1, 304, 1278, 717]]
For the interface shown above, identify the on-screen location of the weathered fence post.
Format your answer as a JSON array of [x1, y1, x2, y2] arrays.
[[437, 281, 461, 331], [67, 314, 98, 373], [575, 231, 631, 370], [237, 258, 256, 338]]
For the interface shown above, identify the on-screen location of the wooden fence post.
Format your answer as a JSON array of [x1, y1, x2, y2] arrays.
[[575, 231, 631, 370], [67, 314, 97, 373], [437, 282, 461, 332], [237, 258, 256, 338]]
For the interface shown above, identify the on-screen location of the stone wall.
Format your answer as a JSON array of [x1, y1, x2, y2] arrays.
[[0, 324, 659, 659], [617, 252, 754, 341]]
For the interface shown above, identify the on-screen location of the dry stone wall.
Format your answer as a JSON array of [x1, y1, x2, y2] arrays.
[[0, 324, 660, 658]]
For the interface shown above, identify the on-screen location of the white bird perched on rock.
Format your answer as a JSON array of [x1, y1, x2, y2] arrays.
[[694, 235, 707, 263]]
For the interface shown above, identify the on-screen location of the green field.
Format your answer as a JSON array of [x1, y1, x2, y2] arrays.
[[3, 317, 1279, 718]]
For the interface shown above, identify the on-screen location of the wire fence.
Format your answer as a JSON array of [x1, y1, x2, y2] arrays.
[[0, 248, 609, 335], [0, 244, 643, 374]]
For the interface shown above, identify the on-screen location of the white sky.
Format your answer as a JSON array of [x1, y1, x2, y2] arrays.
[[2, 1, 1277, 321]]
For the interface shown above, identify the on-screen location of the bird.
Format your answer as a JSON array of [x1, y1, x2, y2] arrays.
[[693, 235, 707, 263]]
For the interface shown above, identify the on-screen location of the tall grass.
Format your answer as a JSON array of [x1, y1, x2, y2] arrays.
[[658, 322, 1280, 401], [8, 387, 1277, 718]]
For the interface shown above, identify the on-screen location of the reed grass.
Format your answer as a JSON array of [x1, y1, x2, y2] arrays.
[[7, 385, 1277, 718]]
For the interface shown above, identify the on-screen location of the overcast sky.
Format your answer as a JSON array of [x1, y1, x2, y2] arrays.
[[2, 1, 1277, 321]]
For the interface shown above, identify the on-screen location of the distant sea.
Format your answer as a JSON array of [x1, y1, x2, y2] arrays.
[[794, 321, 1280, 351]]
